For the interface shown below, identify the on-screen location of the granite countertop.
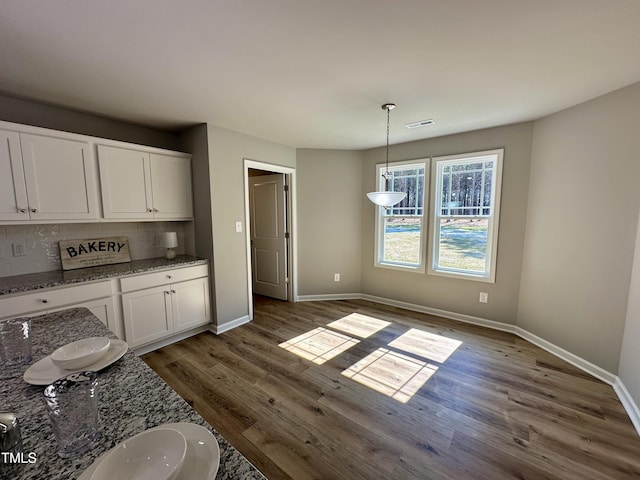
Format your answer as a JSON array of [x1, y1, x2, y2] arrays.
[[0, 307, 266, 480], [0, 255, 208, 296]]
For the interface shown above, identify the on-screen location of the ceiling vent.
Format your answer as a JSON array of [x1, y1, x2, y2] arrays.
[[405, 119, 435, 129]]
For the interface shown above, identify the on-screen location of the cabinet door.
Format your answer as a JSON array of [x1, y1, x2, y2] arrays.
[[171, 277, 210, 333], [122, 286, 172, 347], [98, 145, 153, 219], [48, 297, 120, 339], [0, 130, 29, 221], [149, 153, 193, 220], [20, 133, 98, 220]]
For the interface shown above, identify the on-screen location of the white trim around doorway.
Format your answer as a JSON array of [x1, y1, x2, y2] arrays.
[[243, 159, 298, 321]]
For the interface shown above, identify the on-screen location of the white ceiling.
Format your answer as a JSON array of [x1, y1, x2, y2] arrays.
[[1, 0, 640, 150]]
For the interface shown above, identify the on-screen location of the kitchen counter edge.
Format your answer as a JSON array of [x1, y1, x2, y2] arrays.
[[0, 255, 208, 296]]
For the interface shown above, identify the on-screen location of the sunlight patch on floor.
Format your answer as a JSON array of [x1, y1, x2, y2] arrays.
[[327, 313, 391, 338], [342, 348, 439, 403], [389, 328, 462, 363], [279, 327, 359, 365]]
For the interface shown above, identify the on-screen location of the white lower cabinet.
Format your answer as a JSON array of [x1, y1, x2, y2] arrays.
[[0, 264, 210, 351], [121, 265, 210, 349], [171, 277, 209, 332], [0, 280, 121, 338], [122, 286, 173, 347], [49, 296, 118, 334]]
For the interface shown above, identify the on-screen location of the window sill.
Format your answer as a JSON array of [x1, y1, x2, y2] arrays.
[[374, 262, 425, 274], [427, 268, 495, 283]]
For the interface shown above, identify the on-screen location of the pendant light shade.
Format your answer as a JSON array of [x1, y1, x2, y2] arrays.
[[366, 191, 407, 208], [367, 103, 407, 208]]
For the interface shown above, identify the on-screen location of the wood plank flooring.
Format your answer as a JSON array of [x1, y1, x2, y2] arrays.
[[142, 296, 640, 480]]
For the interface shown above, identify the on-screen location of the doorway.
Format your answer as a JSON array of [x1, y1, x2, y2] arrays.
[[243, 159, 296, 320]]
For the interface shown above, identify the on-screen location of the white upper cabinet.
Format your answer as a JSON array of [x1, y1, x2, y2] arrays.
[[98, 145, 154, 219], [98, 145, 193, 220], [0, 129, 98, 222], [0, 130, 29, 221], [20, 133, 98, 221], [0, 120, 192, 224], [149, 153, 193, 220]]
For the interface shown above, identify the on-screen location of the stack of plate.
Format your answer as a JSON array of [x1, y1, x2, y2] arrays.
[[23, 336, 128, 385]]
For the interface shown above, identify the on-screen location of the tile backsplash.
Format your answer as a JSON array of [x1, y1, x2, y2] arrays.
[[0, 222, 188, 277]]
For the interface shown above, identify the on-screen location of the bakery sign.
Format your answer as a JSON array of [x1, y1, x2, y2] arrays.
[[59, 236, 131, 271]]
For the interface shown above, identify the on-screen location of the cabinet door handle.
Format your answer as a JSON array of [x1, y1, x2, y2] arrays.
[[147, 208, 153, 213], [42, 299, 49, 304], [30, 208, 37, 213], [167, 275, 172, 279], [165, 291, 170, 295], [153, 209, 159, 213], [19, 208, 27, 213], [171, 290, 176, 294]]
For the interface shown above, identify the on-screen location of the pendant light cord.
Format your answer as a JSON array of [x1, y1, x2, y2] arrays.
[[383, 104, 391, 189]]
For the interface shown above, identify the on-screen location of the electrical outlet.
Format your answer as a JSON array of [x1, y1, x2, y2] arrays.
[[12, 239, 27, 257], [479, 292, 488, 303], [334, 273, 341, 282]]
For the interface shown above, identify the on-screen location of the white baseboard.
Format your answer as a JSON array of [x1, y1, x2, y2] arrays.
[[613, 378, 640, 434], [293, 291, 639, 436], [514, 327, 617, 385], [360, 293, 518, 334], [213, 314, 251, 334], [296, 293, 362, 302]]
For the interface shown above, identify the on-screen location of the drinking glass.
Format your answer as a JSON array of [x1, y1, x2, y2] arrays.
[[0, 317, 32, 379], [43, 371, 100, 458]]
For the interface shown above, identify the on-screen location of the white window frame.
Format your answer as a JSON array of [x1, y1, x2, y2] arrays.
[[373, 159, 429, 273], [428, 149, 504, 283]]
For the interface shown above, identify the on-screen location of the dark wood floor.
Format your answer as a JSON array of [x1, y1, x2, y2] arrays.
[[143, 296, 640, 480]]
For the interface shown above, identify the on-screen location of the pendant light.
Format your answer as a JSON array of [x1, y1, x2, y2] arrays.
[[366, 103, 407, 208]]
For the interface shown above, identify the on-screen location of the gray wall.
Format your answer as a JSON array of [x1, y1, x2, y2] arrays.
[[297, 149, 363, 296], [518, 82, 640, 373], [0, 93, 181, 150], [180, 124, 216, 319], [207, 125, 296, 326], [360, 123, 533, 324], [620, 207, 640, 414]]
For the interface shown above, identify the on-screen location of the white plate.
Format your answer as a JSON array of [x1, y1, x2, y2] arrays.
[[23, 339, 128, 385], [78, 422, 220, 480]]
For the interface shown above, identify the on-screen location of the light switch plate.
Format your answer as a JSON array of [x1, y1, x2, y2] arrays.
[[235, 221, 243, 233]]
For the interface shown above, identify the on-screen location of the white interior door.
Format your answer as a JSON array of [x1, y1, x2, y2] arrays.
[[249, 173, 288, 300]]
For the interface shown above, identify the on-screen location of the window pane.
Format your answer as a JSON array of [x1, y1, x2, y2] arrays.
[[437, 219, 487, 272], [441, 162, 494, 217], [383, 217, 421, 265], [387, 167, 424, 215], [431, 150, 502, 281], [375, 160, 428, 271]]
